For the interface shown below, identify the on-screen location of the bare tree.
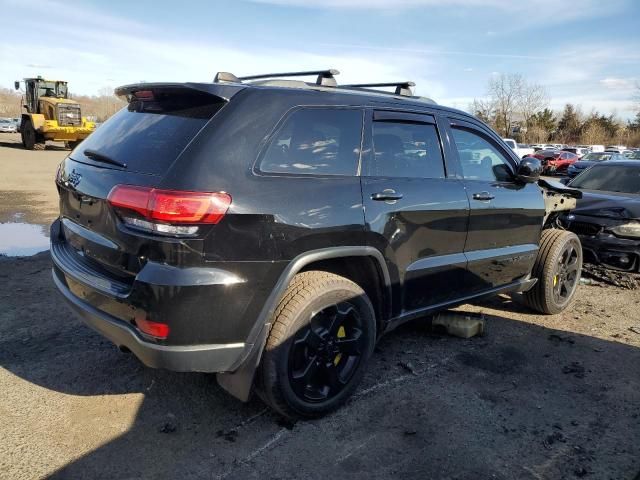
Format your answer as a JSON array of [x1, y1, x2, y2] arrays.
[[580, 122, 607, 145], [469, 98, 494, 124], [470, 73, 549, 140], [526, 124, 548, 144], [487, 73, 525, 137], [519, 83, 549, 142]]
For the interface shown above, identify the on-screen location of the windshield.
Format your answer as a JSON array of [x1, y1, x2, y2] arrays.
[[570, 164, 640, 194], [37, 81, 68, 99], [581, 152, 612, 162]]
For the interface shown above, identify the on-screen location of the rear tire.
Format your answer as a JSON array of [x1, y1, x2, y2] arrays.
[[257, 271, 376, 419], [523, 229, 582, 314]]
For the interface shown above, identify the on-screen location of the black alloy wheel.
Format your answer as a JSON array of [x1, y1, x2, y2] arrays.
[[288, 302, 365, 403]]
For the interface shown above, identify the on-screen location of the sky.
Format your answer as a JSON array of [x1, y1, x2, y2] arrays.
[[1, 0, 638, 119]]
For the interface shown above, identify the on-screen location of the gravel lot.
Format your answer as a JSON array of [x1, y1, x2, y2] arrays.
[[1, 133, 639, 480]]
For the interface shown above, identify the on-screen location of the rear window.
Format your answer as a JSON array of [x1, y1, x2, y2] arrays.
[[259, 108, 363, 176], [72, 89, 224, 175]]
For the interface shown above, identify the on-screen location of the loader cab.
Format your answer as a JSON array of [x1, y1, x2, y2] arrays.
[[18, 77, 69, 114]]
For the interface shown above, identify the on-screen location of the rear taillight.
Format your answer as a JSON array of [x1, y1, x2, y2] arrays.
[[107, 185, 231, 236], [135, 316, 170, 339]]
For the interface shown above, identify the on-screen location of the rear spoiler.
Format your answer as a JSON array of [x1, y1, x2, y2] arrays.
[[114, 82, 246, 102]]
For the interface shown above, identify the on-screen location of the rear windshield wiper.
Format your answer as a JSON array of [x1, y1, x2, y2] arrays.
[[83, 149, 127, 169]]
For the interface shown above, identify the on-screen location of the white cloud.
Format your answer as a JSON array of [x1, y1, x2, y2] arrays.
[[1, 0, 637, 120], [316, 43, 552, 60], [249, 0, 629, 22], [600, 77, 637, 90], [0, 10, 445, 99]]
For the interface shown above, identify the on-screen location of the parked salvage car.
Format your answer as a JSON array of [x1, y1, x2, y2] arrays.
[[0, 119, 18, 133], [567, 151, 627, 178], [502, 138, 534, 158], [528, 149, 579, 175], [562, 160, 640, 272], [50, 69, 583, 419], [562, 147, 589, 158]]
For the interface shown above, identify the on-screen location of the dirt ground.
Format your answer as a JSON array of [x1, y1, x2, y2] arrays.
[[0, 133, 65, 226], [1, 136, 640, 480]]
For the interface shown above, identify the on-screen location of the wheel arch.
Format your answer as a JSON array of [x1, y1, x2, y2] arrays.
[[217, 246, 392, 402]]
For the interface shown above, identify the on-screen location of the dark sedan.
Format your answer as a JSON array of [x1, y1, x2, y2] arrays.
[[567, 151, 627, 178], [561, 161, 640, 271]]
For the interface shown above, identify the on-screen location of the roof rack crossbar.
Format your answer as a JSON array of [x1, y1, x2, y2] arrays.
[[341, 81, 416, 96], [233, 69, 340, 87]]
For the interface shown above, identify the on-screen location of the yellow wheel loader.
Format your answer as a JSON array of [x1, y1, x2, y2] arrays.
[[14, 76, 95, 150]]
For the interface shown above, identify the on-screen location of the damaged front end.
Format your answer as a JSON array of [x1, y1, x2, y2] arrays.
[[538, 178, 581, 226], [560, 200, 640, 272]]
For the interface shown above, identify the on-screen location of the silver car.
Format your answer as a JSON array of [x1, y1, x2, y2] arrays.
[[0, 119, 18, 133]]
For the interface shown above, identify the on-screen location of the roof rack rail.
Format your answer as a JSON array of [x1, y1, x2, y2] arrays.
[[214, 69, 339, 87], [340, 81, 415, 97]]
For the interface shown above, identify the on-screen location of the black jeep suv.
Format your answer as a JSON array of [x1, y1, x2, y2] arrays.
[[51, 69, 582, 419]]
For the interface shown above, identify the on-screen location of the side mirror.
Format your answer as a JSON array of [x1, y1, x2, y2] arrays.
[[516, 157, 542, 183], [14, 81, 20, 91]]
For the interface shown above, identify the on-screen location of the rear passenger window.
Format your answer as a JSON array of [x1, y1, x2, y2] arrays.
[[451, 127, 513, 182], [367, 121, 445, 178], [260, 108, 363, 176]]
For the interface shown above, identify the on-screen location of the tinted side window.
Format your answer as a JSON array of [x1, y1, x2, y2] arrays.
[[367, 121, 445, 178], [451, 127, 512, 182], [260, 108, 362, 176]]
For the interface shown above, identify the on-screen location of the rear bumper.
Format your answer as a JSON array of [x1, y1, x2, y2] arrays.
[[52, 270, 246, 372], [49, 218, 283, 373]]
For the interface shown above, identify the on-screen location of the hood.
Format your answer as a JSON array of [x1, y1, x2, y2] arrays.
[[573, 190, 640, 220]]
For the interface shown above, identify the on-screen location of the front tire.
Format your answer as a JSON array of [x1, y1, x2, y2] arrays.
[[523, 229, 582, 314], [257, 271, 376, 419], [21, 120, 45, 150]]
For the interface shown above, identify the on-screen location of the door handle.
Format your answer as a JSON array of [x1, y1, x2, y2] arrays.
[[371, 189, 403, 201], [472, 191, 495, 201]]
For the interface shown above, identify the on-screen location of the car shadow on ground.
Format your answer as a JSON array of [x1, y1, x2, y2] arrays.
[[1, 254, 639, 479]]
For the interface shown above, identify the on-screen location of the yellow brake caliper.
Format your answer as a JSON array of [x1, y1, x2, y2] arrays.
[[334, 326, 346, 366]]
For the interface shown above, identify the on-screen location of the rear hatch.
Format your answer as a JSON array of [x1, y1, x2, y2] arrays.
[[54, 83, 242, 287]]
